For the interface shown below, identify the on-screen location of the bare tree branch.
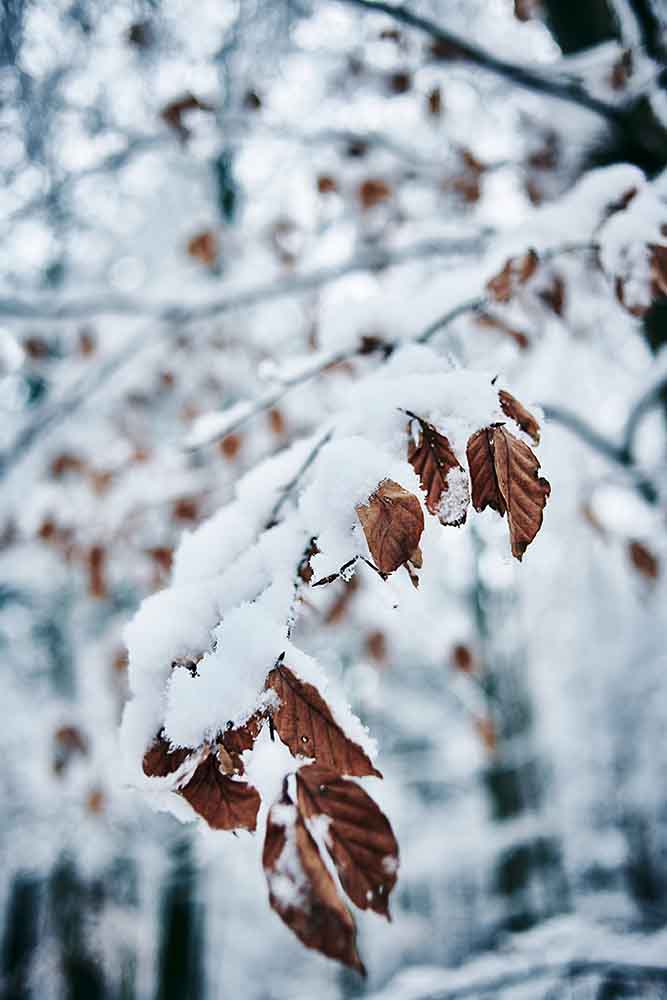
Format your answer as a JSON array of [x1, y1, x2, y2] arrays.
[[336, 0, 625, 122], [622, 370, 667, 457], [0, 236, 485, 479], [542, 403, 659, 503], [0, 235, 487, 322], [409, 957, 667, 1000]]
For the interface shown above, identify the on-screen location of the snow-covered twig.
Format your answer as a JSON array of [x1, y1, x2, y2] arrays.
[[337, 0, 626, 123], [0, 236, 487, 323], [622, 371, 667, 458], [542, 403, 659, 504]]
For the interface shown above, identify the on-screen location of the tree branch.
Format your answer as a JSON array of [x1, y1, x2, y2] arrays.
[[411, 958, 667, 1000], [336, 0, 625, 123], [542, 403, 659, 503], [622, 370, 667, 457], [0, 235, 487, 323]]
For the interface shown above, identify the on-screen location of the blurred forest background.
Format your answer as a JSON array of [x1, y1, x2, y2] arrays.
[[2, 0, 667, 998]]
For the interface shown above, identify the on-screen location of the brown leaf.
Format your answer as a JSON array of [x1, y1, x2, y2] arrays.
[[498, 390, 540, 445], [365, 630, 387, 662], [142, 730, 193, 778], [427, 86, 442, 116], [220, 712, 266, 775], [609, 49, 633, 91], [650, 244, 667, 299], [407, 415, 469, 525], [160, 93, 214, 140], [487, 250, 539, 303], [219, 433, 243, 460], [628, 540, 659, 580], [172, 496, 200, 522], [87, 545, 107, 599], [324, 575, 359, 625], [297, 765, 399, 919], [429, 37, 465, 60], [451, 644, 475, 673], [317, 174, 338, 194], [179, 749, 260, 831], [356, 479, 424, 575], [615, 243, 667, 316], [358, 178, 392, 211], [475, 312, 530, 350], [263, 789, 365, 975], [467, 425, 550, 560], [53, 725, 88, 775], [475, 717, 497, 752], [538, 275, 565, 316], [268, 407, 286, 436], [86, 787, 106, 815], [187, 230, 218, 267], [265, 663, 381, 778], [387, 70, 411, 94]]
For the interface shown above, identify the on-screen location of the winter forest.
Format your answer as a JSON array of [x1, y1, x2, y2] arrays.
[[2, 0, 667, 997]]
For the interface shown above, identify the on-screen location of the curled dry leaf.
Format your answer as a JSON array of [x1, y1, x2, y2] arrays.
[[486, 249, 539, 303], [263, 789, 365, 975], [160, 93, 214, 140], [142, 730, 193, 778], [358, 178, 392, 211], [297, 765, 399, 919], [615, 243, 667, 316], [187, 230, 218, 267], [451, 644, 475, 673], [498, 390, 540, 445], [475, 312, 530, 350], [538, 274, 565, 316], [265, 663, 381, 778], [356, 479, 424, 575], [220, 712, 266, 775], [467, 425, 550, 560], [407, 415, 469, 525], [179, 749, 261, 831], [628, 540, 659, 581]]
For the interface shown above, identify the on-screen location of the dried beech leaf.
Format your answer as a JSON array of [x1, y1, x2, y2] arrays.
[[487, 249, 539, 303], [142, 730, 193, 778], [475, 312, 530, 350], [297, 765, 399, 919], [179, 750, 260, 831], [187, 230, 218, 267], [466, 428, 506, 517], [538, 275, 565, 316], [160, 93, 214, 140], [265, 664, 381, 778], [263, 790, 365, 975], [407, 416, 469, 525], [358, 178, 392, 210], [356, 479, 424, 575], [475, 717, 497, 752], [220, 712, 266, 775], [628, 540, 659, 580], [467, 425, 550, 560], [615, 243, 667, 316], [451, 644, 475, 673], [498, 390, 540, 445]]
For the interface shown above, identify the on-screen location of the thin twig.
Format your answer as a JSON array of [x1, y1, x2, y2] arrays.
[[336, 0, 625, 123], [621, 371, 667, 458], [542, 403, 659, 504], [266, 429, 334, 529], [186, 241, 598, 450], [0, 237, 483, 480], [0, 236, 486, 323]]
